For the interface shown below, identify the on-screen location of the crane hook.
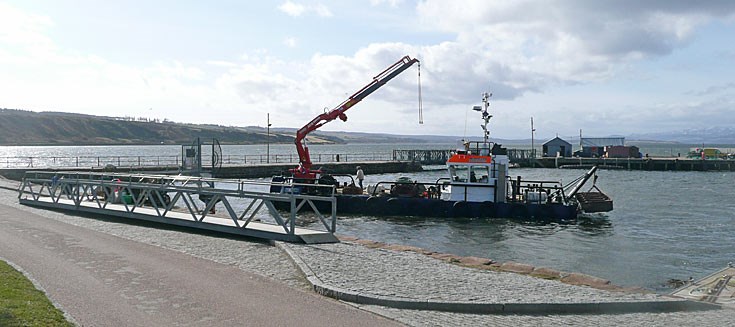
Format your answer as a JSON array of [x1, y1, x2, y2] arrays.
[[418, 61, 423, 124]]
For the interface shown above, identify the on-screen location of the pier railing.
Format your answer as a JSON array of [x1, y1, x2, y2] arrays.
[[392, 149, 451, 165], [392, 149, 536, 164], [0, 152, 395, 169], [1, 149, 539, 168]]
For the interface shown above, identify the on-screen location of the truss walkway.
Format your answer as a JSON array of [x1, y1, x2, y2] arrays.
[[18, 171, 338, 244]]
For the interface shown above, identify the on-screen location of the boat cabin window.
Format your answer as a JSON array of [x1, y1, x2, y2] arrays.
[[448, 165, 469, 182], [449, 165, 490, 183], [471, 165, 489, 183]]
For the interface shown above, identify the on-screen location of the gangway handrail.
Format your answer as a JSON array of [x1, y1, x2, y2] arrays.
[[18, 171, 338, 243]]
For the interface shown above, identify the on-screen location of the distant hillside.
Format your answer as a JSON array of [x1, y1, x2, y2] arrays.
[[0, 109, 300, 146], [267, 128, 436, 144], [629, 127, 735, 144], [0, 109, 447, 146], [13, 108, 724, 147]]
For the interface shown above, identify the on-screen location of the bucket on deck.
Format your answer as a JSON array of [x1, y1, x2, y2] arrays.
[[121, 192, 133, 205]]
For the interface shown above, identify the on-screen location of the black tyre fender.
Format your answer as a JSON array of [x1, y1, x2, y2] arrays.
[[451, 201, 469, 217], [386, 197, 407, 215], [365, 196, 384, 215], [536, 205, 553, 220], [510, 204, 528, 219], [479, 201, 495, 218]]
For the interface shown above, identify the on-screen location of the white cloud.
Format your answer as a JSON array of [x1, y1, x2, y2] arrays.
[[313, 4, 333, 17], [0, 3, 57, 65], [206, 60, 239, 68], [370, 0, 403, 7], [278, 1, 306, 16], [277, 1, 332, 17], [415, 1, 735, 85], [283, 37, 297, 48]]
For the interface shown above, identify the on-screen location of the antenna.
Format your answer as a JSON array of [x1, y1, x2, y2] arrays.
[[463, 105, 469, 141], [480, 92, 492, 143]]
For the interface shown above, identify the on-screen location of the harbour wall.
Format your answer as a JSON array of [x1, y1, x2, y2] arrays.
[[211, 161, 422, 179], [0, 161, 423, 181], [3, 155, 734, 182], [390, 149, 735, 171]]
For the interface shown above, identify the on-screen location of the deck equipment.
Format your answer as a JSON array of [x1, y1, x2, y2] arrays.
[[291, 55, 420, 181]]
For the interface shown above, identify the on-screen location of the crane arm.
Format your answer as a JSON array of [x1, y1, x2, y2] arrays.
[[293, 55, 420, 175]]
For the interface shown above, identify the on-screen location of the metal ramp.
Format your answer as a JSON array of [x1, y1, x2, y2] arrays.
[[18, 171, 339, 244]]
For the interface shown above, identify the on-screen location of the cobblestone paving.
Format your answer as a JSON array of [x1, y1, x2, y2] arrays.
[[284, 242, 664, 303]]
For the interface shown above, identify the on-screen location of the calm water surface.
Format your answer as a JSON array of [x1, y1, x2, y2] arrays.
[[3, 144, 734, 291], [329, 168, 735, 291]]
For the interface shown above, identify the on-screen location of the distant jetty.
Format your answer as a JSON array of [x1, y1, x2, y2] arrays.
[[525, 157, 735, 171], [394, 149, 735, 171], [0, 161, 423, 181]]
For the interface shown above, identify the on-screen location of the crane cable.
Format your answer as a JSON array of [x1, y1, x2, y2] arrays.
[[417, 61, 423, 124]]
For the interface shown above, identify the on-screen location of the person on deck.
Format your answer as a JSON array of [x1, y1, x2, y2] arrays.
[[356, 166, 365, 189]]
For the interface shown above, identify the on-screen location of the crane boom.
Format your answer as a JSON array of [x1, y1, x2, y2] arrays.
[[292, 55, 420, 178]]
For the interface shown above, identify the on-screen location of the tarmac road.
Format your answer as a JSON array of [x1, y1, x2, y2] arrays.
[[0, 203, 403, 326]]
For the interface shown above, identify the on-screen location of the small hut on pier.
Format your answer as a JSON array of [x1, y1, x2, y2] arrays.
[[542, 137, 573, 157]]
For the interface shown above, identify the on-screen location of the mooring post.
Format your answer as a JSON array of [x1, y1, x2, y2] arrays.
[[290, 194, 296, 235], [331, 197, 337, 232]]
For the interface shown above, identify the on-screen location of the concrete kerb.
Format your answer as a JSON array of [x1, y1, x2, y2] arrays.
[[274, 241, 723, 315]]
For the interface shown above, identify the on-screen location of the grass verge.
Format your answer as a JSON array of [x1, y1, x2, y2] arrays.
[[0, 260, 73, 326]]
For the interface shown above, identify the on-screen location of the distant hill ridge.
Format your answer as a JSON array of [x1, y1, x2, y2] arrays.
[[0, 109, 299, 146], [5, 109, 728, 146], [0, 109, 443, 146]]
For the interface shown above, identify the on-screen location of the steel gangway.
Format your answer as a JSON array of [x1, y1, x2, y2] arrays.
[[17, 171, 339, 244]]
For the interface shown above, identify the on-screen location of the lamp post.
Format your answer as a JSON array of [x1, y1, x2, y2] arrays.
[[267, 113, 272, 163]]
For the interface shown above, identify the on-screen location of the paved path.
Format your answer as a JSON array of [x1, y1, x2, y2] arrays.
[[0, 203, 402, 326]]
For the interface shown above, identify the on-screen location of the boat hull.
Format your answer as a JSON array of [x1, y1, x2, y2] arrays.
[[279, 195, 578, 221]]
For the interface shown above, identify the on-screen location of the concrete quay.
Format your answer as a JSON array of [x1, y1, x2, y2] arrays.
[[212, 161, 422, 179], [1, 178, 734, 326], [527, 156, 735, 171], [0, 161, 422, 180]]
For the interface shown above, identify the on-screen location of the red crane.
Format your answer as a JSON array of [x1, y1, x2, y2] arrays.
[[291, 55, 420, 179]]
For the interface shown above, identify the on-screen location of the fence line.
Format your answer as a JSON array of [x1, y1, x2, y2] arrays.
[[393, 149, 536, 164], [0, 152, 395, 169], [1, 149, 536, 168]]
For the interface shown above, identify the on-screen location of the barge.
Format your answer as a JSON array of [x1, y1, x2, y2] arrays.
[[272, 86, 612, 221]]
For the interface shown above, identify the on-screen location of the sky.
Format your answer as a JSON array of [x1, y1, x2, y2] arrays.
[[2, 0, 735, 141]]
